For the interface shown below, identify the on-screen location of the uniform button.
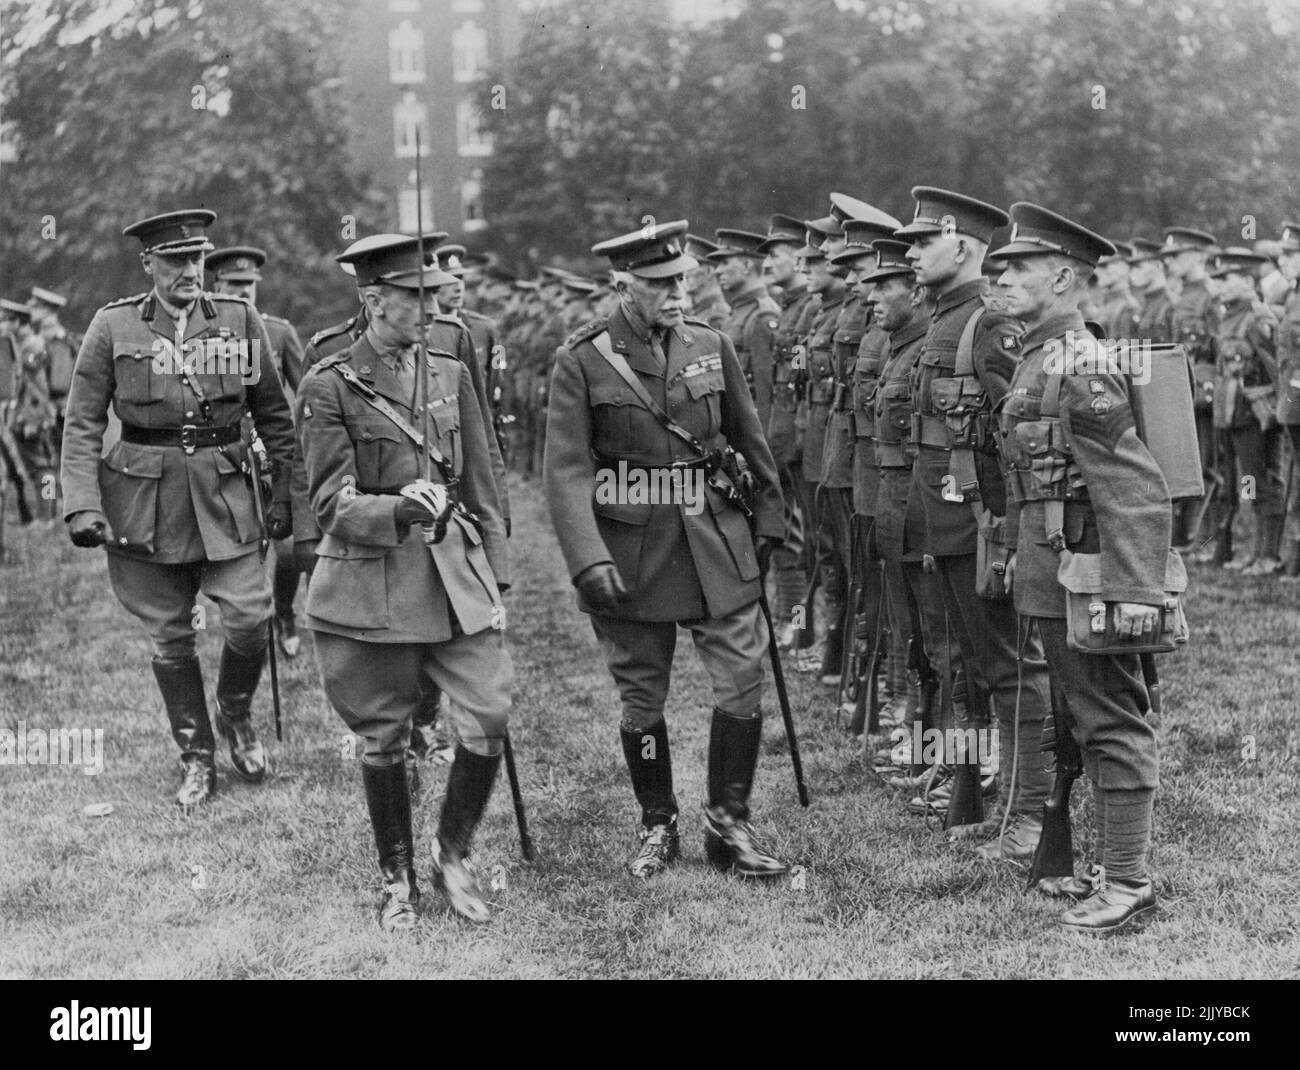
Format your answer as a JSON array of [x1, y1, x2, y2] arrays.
[[119, 537, 128, 545], [185, 411, 194, 418]]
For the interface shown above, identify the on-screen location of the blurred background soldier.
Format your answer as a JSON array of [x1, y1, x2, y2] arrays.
[[684, 234, 730, 331], [995, 204, 1172, 933], [208, 245, 307, 657], [1161, 227, 1221, 554], [0, 300, 42, 544], [899, 187, 1052, 853], [544, 220, 788, 881], [1273, 221, 1300, 578], [299, 235, 511, 928], [1128, 238, 1175, 344], [1209, 248, 1283, 575], [60, 210, 294, 808], [1093, 241, 1141, 342], [1, 298, 57, 522], [759, 214, 815, 647], [28, 286, 80, 469], [712, 228, 778, 430]]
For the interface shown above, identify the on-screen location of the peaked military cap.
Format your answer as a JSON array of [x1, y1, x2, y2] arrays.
[[123, 209, 216, 255], [1098, 240, 1135, 265], [562, 276, 598, 297], [592, 220, 696, 279], [988, 203, 1115, 266], [685, 233, 721, 261], [711, 228, 770, 260], [435, 243, 468, 277], [829, 192, 900, 231], [484, 263, 518, 283], [1278, 221, 1300, 252], [757, 214, 809, 253], [335, 233, 457, 288], [804, 214, 842, 239], [1208, 247, 1269, 278], [0, 298, 33, 320], [862, 239, 916, 283], [829, 219, 890, 267], [208, 246, 267, 282], [29, 286, 68, 308], [1160, 227, 1218, 257], [896, 187, 1008, 244], [1127, 237, 1165, 262]]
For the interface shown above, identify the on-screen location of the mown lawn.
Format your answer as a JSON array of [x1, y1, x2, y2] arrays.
[[1, 477, 1297, 979]]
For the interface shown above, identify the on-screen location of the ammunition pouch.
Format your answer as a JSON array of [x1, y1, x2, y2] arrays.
[[1059, 549, 1189, 656], [974, 509, 1010, 601], [930, 376, 989, 449]]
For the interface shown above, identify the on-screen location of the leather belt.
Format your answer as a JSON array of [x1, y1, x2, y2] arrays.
[[121, 423, 240, 452], [875, 441, 909, 468], [910, 413, 951, 449]]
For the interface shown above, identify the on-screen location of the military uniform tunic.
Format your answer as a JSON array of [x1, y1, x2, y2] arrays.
[[721, 281, 779, 432], [766, 284, 815, 467]]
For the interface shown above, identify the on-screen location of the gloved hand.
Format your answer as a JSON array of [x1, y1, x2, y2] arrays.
[[266, 502, 292, 540], [68, 510, 112, 548], [755, 535, 780, 575], [395, 498, 436, 528], [575, 562, 629, 614]]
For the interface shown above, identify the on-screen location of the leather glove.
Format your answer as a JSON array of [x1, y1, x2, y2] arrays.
[[68, 510, 112, 548], [266, 502, 292, 541], [575, 562, 629, 614], [755, 535, 780, 576], [395, 498, 436, 528]]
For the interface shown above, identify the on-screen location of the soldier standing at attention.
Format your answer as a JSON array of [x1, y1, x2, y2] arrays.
[[1127, 238, 1175, 345], [28, 286, 80, 468], [712, 228, 780, 433], [543, 221, 788, 881], [898, 187, 1052, 856], [1209, 248, 1283, 575], [60, 210, 295, 807], [297, 235, 511, 928], [1272, 222, 1300, 577], [684, 234, 731, 332], [1093, 242, 1141, 343], [207, 245, 307, 658], [995, 204, 1174, 932]]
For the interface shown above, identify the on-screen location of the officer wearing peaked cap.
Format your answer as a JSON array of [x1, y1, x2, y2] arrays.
[[898, 187, 1053, 851], [684, 234, 730, 331], [208, 244, 308, 658], [994, 203, 1177, 932], [297, 233, 511, 928], [60, 209, 295, 808], [712, 228, 779, 430], [1208, 247, 1283, 574], [543, 220, 789, 881]]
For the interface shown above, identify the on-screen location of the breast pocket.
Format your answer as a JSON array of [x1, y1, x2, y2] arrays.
[[683, 368, 725, 435], [112, 343, 162, 408], [430, 401, 461, 474], [345, 415, 409, 489], [186, 333, 249, 403], [589, 381, 642, 455]]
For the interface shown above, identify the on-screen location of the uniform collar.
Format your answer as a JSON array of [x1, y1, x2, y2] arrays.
[[933, 277, 986, 315], [780, 282, 807, 309], [725, 279, 768, 306], [891, 313, 929, 351], [1019, 308, 1086, 355]]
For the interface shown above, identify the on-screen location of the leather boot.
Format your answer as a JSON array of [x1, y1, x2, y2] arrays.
[[362, 761, 419, 932], [272, 559, 300, 658], [152, 655, 216, 808], [702, 710, 788, 878], [214, 642, 268, 782], [1059, 877, 1156, 934], [620, 723, 680, 878], [433, 745, 501, 922]]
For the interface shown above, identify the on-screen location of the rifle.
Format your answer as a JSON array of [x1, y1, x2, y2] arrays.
[[843, 519, 887, 741], [1025, 704, 1083, 890], [246, 424, 283, 742], [0, 417, 35, 527], [943, 663, 984, 829]]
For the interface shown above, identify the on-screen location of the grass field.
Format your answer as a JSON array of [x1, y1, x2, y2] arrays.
[[1, 476, 1298, 979]]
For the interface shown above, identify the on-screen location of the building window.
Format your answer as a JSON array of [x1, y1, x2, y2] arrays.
[[456, 99, 491, 156], [462, 170, 486, 231], [398, 187, 435, 233], [451, 20, 489, 82], [393, 91, 428, 158], [389, 19, 425, 84]]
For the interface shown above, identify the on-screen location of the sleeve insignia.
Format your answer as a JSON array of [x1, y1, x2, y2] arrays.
[[1088, 379, 1106, 394], [1001, 335, 1018, 350], [1090, 395, 1112, 414]]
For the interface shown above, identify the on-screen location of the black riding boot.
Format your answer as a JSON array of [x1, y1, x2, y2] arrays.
[[152, 655, 216, 808], [214, 642, 268, 782], [362, 761, 419, 932], [434, 745, 502, 922], [620, 722, 680, 878], [702, 710, 789, 878]]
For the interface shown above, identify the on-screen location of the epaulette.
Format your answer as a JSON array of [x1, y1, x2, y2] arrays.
[[100, 292, 150, 311], [262, 313, 290, 326], [424, 346, 458, 361], [210, 292, 251, 304], [312, 351, 352, 373], [565, 316, 609, 349], [682, 316, 715, 331], [309, 316, 359, 348]]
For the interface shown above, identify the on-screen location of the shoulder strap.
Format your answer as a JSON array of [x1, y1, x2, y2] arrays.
[[589, 331, 710, 458], [954, 306, 985, 377], [327, 359, 455, 482]]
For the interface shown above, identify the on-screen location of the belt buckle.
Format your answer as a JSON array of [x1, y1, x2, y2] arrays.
[[180, 424, 198, 454]]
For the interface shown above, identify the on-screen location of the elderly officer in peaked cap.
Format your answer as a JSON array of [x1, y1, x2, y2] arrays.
[[898, 187, 1053, 851], [297, 234, 511, 929], [208, 245, 308, 657], [544, 220, 789, 881], [994, 203, 1176, 932], [60, 209, 295, 807]]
